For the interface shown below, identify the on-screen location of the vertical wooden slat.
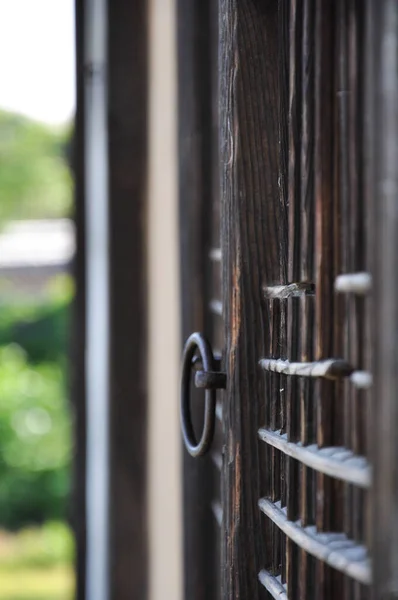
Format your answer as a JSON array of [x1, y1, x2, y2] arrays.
[[363, 6, 373, 574], [261, 299, 274, 577], [354, 6, 371, 584], [347, 5, 368, 599], [278, 0, 290, 279], [288, 0, 303, 284], [368, 1, 398, 598], [271, 299, 282, 576], [286, 302, 300, 600], [279, 298, 287, 585], [299, 0, 315, 286], [335, 4, 354, 599], [298, 296, 316, 600], [314, 0, 335, 456], [298, 5, 316, 598], [286, 5, 302, 597], [314, 1, 336, 597], [278, 4, 289, 586], [219, 1, 283, 597]]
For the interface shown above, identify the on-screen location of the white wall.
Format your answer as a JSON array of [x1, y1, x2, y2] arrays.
[[148, 2, 182, 599]]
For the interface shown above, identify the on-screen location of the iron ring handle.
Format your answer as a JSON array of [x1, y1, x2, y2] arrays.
[[180, 332, 226, 458]]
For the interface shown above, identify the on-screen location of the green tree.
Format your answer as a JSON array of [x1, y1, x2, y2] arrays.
[[0, 344, 71, 529], [0, 110, 72, 223]]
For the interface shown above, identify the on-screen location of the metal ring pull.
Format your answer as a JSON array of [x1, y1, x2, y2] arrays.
[[180, 332, 226, 457]]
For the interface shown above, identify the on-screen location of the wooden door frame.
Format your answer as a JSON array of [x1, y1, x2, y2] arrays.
[[74, 1, 149, 598]]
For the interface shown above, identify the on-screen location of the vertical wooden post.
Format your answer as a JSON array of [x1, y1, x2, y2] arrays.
[[76, 1, 150, 598], [107, 1, 149, 599], [219, 1, 283, 597], [367, 1, 398, 597]]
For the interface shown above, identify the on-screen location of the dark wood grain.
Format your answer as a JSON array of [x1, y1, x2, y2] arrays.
[[219, 1, 283, 597], [286, 4, 303, 596], [298, 8, 316, 599], [314, 0, 335, 457], [314, 2, 337, 597], [335, 4, 353, 598], [278, 4, 289, 586], [107, 2, 149, 598], [349, 18, 368, 593], [267, 297, 283, 578]]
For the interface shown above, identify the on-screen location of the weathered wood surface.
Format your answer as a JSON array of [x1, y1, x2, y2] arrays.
[[219, 1, 283, 598], [219, 2, 372, 598], [174, 1, 378, 598]]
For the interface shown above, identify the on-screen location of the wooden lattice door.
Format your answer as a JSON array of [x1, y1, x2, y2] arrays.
[[178, 2, 398, 599]]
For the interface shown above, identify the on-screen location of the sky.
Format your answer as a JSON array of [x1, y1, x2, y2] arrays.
[[0, 0, 75, 125]]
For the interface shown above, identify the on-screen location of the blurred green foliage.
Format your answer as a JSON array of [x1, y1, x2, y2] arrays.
[[0, 110, 72, 223], [0, 110, 74, 598], [0, 108, 74, 532], [0, 348, 71, 528], [0, 276, 73, 365], [0, 276, 72, 530]]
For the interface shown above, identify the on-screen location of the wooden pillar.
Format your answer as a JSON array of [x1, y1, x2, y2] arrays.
[[75, 1, 149, 598], [107, 1, 149, 599], [219, 1, 282, 598], [367, 1, 398, 597]]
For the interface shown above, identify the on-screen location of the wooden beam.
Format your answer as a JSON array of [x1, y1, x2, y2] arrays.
[[77, 0, 149, 597]]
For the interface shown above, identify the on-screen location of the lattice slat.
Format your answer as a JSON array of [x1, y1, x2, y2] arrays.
[[258, 428, 371, 488], [258, 569, 288, 600], [259, 499, 371, 585]]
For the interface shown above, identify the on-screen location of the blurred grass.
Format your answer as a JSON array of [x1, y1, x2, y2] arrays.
[[0, 522, 74, 600], [0, 566, 73, 600]]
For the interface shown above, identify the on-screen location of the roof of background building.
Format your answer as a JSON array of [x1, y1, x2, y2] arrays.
[[0, 219, 75, 271]]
